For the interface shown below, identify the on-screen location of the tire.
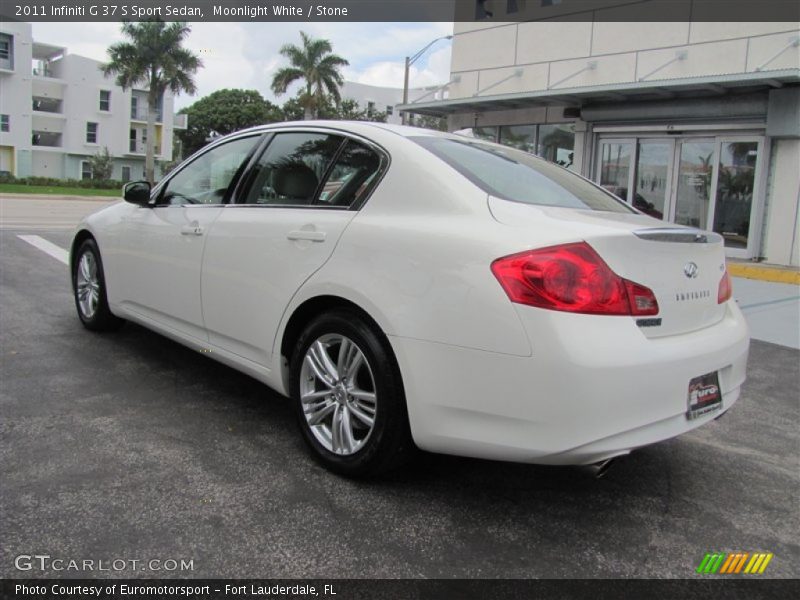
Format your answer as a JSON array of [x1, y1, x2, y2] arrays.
[[72, 238, 124, 332], [290, 309, 414, 477]]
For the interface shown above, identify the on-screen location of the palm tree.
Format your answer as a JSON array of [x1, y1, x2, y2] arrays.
[[271, 31, 349, 120], [102, 21, 202, 183]]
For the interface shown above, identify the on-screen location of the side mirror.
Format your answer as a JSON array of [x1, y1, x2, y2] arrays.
[[122, 181, 152, 206]]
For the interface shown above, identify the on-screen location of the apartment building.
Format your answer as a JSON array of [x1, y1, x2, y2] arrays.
[[341, 81, 446, 125], [400, 1, 800, 267], [0, 22, 186, 182]]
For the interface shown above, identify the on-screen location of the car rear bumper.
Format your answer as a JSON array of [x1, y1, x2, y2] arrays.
[[389, 300, 749, 465]]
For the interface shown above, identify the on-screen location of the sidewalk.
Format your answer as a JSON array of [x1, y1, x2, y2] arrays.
[[733, 277, 799, 350]]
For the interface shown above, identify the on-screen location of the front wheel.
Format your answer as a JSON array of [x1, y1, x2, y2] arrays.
[[72, 238, 124, 331], [290, 310, 414, 477]]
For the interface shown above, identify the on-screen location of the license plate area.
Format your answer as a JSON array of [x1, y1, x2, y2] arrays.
[[686, 371, 722, 420]]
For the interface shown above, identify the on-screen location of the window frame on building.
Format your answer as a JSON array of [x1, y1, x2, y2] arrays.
[[0, 114, 9, 133], [86, 122, 98, 144], [99, 90, 111, 112]]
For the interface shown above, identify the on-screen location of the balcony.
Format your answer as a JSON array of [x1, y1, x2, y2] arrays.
[[130, 109, 163, 123], [32, 96, 62, 114], [31, 42, 65, 79], [127, 141, 161, 156], [32, 131, 62, 148]]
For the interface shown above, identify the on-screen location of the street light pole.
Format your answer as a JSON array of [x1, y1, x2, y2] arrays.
[[401, 34, 452, 126], [402, 55, 410, 125]]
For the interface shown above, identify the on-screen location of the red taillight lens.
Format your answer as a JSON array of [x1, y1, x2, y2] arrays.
[[718, 269, 732, 304], [491, 242, 659, 316]]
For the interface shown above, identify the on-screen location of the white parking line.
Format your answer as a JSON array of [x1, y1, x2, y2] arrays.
[[17, 235, 69, 265]]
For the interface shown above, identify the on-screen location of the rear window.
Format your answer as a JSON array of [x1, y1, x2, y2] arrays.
[[412, 136, 634, 213]]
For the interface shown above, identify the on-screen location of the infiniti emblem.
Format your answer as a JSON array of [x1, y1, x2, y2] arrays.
[[684, 262, 699, 279]]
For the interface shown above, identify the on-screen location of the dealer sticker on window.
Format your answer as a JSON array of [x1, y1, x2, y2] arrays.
[[686, 371, 722, 420]]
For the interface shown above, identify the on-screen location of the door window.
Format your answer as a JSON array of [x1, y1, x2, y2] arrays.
[[160, 136, 260, 205], [713, 142, 759, 249], [317, 140, 382, 207], [673, 141, 715, 229], [597, 141, 633, 202], [243, 132, 343, 206], [634, 141, 672, 219]]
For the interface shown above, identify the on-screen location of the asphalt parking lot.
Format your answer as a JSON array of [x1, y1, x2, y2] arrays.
[[1, 197, 798, 579]]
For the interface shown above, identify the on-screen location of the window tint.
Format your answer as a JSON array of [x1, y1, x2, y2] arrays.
[[413, 136, 634, 213], [160, 136, 259, 205], [243, 132, 342, 205], [318, 140, 381, 208]]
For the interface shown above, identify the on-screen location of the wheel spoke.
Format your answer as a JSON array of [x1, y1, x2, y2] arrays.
[[348, 403, 374, 428], [349, 389, 376, 403], [338, 338, 363, 380], [301, 389, 332, 404], [312, 341, 339, 382], [331, 404, 343, 452], [304, 352, 335, 388], [306, 399, 335, 426], [340, 406, 357, 453], [80, 256, 90, 281]]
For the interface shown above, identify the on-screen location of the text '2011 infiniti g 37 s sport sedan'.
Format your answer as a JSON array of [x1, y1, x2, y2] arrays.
[[70, 122, 749, 477]]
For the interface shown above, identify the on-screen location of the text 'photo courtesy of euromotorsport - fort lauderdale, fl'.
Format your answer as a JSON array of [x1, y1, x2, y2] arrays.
[[0, 1, 798, 599]]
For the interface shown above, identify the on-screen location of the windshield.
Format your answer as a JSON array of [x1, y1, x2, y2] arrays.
[[412, 135, 635, 213]]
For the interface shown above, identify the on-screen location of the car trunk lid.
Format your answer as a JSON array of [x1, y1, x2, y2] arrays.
[[488, 197, 728, 338]]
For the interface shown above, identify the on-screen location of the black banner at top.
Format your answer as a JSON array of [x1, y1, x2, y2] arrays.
[[2, 0, 800, 22]]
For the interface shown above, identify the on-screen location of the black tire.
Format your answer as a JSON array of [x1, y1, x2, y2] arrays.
[[72, 238, 124, 332], [290, 309, 414, 477]]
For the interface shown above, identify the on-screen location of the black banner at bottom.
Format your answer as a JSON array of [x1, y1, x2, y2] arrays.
[[1, 579, 798, 600]]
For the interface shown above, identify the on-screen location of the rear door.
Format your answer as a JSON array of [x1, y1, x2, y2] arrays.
[[201, 130, 385, 367]]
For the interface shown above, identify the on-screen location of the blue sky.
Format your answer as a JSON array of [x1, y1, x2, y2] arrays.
[[31, 22, 453, 109]]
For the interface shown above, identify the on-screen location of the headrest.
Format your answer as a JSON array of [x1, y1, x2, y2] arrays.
[[272, 162, 319, 201]]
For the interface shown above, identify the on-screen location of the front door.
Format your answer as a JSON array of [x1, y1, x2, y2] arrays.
[[115, 134, 261, 340]]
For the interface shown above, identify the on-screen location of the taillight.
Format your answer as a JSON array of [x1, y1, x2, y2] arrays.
[[718, 269, 732, 304], [491, 242, 659, 316]]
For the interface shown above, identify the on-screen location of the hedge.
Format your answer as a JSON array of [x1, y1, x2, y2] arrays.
[[0, 173, 124, 189]]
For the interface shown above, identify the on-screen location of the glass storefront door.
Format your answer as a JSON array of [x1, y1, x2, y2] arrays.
[[595, 133, 765, 258], [597, 139, 635, 201], [634, 140, 673, 220], [712, 139, 762, 250], [672, 139, 716, 230]]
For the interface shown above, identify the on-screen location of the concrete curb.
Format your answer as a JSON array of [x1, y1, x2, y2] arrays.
[[0, 193, 120, 202], [728, 263, 800, 285]]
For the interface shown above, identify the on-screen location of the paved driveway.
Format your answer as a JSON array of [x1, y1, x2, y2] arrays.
[[1, 196, 798, 579]]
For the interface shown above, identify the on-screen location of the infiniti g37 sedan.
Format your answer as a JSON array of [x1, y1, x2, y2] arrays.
[[70, 122, 749, 477]]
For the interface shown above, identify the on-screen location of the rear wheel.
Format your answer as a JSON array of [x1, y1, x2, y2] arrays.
[[72, 238, 124, 331], [290, 309, 413, 477]]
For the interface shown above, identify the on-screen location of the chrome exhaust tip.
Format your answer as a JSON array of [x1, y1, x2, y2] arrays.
[[580, 458, 616, 479]]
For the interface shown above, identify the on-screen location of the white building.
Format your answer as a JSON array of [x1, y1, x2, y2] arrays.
[[0, 22, 186, 182], [400, 2, 800, 267], [341, 81, 446, 125]]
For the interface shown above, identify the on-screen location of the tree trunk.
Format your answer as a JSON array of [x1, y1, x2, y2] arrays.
[[303, 105, 314, 120], [145, 92, 158, 184]]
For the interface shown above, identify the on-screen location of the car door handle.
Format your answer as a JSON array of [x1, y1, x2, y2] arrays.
[[180, 225, 204, 236], [287, 230, 326, 242]]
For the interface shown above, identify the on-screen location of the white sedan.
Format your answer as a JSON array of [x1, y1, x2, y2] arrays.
[[70, 122, 749, 477]]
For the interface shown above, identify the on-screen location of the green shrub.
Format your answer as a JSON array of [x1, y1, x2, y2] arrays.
[[3, 175, 123, 189]]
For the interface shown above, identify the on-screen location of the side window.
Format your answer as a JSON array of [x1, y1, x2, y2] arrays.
[[160, 136, 259, 206], [243, 132, 342, 205], [317, 140, 382, 208]]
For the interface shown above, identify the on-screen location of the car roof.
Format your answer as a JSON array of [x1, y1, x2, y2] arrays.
[[231, 120, 453, 140]]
